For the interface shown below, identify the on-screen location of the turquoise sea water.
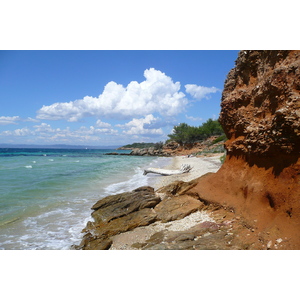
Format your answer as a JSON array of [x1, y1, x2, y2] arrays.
[[0, 148, 170, 250]]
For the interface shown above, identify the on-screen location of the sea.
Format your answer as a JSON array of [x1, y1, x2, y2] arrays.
[[0, 148, 171, 250]]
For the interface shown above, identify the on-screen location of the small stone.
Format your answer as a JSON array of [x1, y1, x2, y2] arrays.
[[267, 240, 272, 249], [276, 238, 283, 244]]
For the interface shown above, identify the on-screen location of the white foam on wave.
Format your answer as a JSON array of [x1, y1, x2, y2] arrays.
[[104, 157, 171, 196], [0, 193, 96, 250], [19, 201, 94, 250], [25, 165, 32, 169], [104, 166, 149, 195]]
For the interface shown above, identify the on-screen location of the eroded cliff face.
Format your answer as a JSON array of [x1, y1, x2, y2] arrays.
[[220, 50, 300, 157], [190, 50, 300, 249]]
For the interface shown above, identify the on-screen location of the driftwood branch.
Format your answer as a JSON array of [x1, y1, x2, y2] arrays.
[[143, 164, 193, 176]]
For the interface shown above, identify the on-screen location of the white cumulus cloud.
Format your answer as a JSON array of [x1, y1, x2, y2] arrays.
[[95, 119, 112, 128], [0, 116, 21, 125], [120, 114, 163, 136], [185, 84, 220, 100], [37, 68, 188, 122], [0, 127, 33, 136], [33, 123, 57, 133]]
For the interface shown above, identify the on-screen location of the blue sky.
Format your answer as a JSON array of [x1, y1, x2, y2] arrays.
[[0, 50, 239, 146]]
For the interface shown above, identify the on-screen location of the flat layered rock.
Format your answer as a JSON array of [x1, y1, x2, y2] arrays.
[[155, 195, 204, 223], [77, 186, 161, 250], [91, 186, 161, 223]]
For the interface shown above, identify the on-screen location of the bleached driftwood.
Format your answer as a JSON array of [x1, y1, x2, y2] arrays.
[[143, 164, 193, 176]]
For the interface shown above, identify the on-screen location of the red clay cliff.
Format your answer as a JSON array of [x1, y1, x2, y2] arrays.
[[189, 50, 300, 249]]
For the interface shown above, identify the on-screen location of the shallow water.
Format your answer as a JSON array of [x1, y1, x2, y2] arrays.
[[0, 148, 170, 249]]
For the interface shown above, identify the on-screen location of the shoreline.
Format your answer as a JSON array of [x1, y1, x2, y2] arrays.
[[107, 154, 224, 250], [153, 154, 223, 190], [0, 150, 165, 250]]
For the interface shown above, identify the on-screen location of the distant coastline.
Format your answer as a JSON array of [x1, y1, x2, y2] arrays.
[[0, 144, 123, 149]]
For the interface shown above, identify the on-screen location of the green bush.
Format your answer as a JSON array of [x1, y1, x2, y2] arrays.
[[167, 119, 224, 146], [122, 142, 157, 149]]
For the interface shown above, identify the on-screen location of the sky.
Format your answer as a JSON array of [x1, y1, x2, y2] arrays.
[[0, 50, 239, 146]]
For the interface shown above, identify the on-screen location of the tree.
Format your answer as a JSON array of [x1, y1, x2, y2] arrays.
[[167, 119, 224, 145], [201, 118, 223, 136], [167, 123, 190, 145]]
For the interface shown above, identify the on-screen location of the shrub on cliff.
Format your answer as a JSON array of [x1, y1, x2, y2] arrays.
[[121, 142, 157, 149], [167, 119, 224, 146]]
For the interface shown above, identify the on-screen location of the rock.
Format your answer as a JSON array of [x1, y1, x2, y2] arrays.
[[91, 186, 160, 223], [79, 208, 158, 250], [77, 186, 161, 250], [93, 208, 158, 238], [155, 180, 199, 199], [267, 240, 272, 249], [137, 216, 246, 250], [155, 195, 204, 223], [220, 50, 300, 157]]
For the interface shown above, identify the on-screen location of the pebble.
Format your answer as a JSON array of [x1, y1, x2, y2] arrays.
[[267, 240, 272, 249]]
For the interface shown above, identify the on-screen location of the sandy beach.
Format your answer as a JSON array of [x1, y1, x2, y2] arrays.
[[154, 154, 223, 189]]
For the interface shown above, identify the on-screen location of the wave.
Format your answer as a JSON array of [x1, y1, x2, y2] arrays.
[[0, 154, 170, 249], [104, 156, 171, 195]]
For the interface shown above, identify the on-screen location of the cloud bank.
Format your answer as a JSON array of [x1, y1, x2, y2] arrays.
[[1, 68, 222, 145], [0, 122, 119, 144], [37, 68, 188, 122]]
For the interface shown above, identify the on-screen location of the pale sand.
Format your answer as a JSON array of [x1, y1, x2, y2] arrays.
[[154, 154, 223, 190], [110, 154, 223, 250]]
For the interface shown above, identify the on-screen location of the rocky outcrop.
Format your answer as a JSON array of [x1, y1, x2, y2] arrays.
[[129, 147, 170, 156], [105, 147, 171, 156], [75, 181, 254, 250], [76, 186, 160, 249], [190, 50, 300, 249], [219, 50, 300, 157], [106, 138, 225, 157]]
